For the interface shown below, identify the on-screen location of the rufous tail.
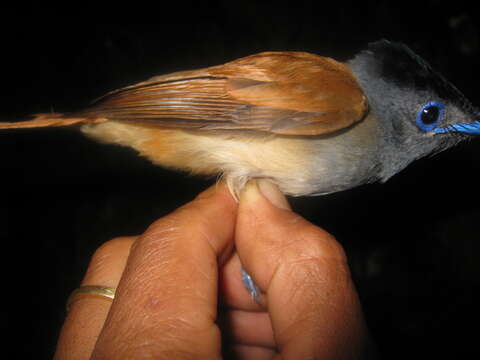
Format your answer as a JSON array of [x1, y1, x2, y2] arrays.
[[0, 113, 107, 129]]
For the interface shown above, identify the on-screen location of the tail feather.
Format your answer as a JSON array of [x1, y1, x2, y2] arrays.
[[0, 113, 107, 129]]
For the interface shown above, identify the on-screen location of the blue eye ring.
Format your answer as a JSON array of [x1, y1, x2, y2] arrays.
[[416, 101, 446, 132]]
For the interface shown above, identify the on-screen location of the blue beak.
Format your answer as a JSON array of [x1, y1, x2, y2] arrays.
[[435, 121, 480, 135]]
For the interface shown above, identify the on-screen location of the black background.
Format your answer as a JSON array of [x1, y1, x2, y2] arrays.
[[1, 1, 480, 358]]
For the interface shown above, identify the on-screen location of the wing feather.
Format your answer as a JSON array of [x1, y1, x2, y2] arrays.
[[80, 52, 369, 135]]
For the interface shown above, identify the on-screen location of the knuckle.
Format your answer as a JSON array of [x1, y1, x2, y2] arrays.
[[130, 206, 210, 263], [293, 223, 347, 263], [85, 237, 135, 278], [93, 237, 134, 261], [142, 204, 211, 244]]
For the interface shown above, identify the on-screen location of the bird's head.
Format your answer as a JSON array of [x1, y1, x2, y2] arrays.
[[348, 40, 479, 181]]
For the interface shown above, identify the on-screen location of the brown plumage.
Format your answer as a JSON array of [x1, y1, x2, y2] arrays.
[[0, 52, 367, 134], [0, 51, 368, 196]]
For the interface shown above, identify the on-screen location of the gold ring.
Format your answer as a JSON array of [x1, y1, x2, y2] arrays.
[[66, 285, 116, 311]]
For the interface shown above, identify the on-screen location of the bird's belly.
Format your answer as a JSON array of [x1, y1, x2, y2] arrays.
[[81, 121, 328, 196]]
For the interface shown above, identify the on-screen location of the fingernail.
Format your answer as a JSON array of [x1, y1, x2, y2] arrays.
[[257, 179, 291, 210], [241, 179, 291, 210]]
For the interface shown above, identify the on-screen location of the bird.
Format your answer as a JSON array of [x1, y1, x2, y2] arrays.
[[1, 40, 479, 199], [3, 40, 479, 301]]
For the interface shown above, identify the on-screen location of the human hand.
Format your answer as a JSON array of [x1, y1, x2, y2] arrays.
[[55, 181, 370, 359], [229, 180, 371, 359]]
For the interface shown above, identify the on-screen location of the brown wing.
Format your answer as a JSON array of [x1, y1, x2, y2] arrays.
[[81, 51, 368, 135], [0, 52, 368, 135]]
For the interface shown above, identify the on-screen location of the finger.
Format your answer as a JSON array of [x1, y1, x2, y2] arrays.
[[219, 309, 274, 347], [55, 236, 137, 360], [230, 344, 277, 360], [92, 183, 238, 359], [236, 180, 369, 359]]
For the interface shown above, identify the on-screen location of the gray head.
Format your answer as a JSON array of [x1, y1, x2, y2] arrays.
[[348, 40, 480, 182]]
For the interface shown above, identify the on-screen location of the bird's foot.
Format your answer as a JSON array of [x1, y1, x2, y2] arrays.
[[241, 267, 261, 303]]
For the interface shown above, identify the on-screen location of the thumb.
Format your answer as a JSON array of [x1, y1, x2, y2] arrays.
[[236, 180, 370, 359]]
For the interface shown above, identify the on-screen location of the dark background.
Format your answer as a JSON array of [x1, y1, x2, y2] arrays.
[[1, 1, 480, 358]]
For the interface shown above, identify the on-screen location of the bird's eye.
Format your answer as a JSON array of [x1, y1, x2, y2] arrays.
[[416, 101, 445, 131]]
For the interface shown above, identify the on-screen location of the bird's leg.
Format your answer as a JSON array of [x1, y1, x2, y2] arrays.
[[240, 267, 261, 303]]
